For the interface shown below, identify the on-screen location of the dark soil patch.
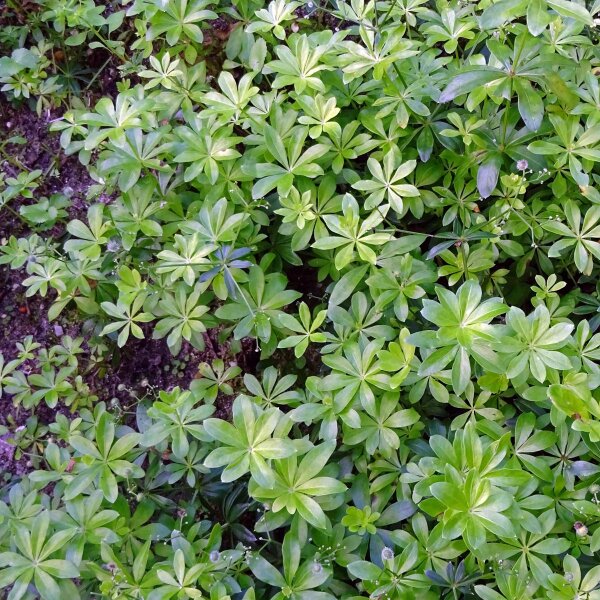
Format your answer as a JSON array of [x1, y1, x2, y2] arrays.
[[285, 262, 326, 308], [83, 49, 123, 99], [0, 270, 81, 413], [0, 97, 261, 481], [0, 268, 255, 478], [93, 326, 253, 414], [0, 0, 40, 28], [1, 104, 94, 230], [0, 260, 78, 476]]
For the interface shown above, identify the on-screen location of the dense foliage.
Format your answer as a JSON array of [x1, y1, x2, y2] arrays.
[[1, 0, 600, 598]]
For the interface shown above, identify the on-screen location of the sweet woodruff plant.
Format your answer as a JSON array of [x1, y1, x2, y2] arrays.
[[1, 0, 600, 598]]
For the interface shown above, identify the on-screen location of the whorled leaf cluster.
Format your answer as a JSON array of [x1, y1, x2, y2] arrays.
[[1, 0, 600, 599]]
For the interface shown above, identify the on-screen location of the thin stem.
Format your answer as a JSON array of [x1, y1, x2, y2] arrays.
[[392, 61, 407, 88], [382, 0, 400, 24], [82, 19, 125, 63], [459, 242, 468, 282], [0, 146, 30, 171], [84, 56, 113, 92], [1, 202, 27, 224]]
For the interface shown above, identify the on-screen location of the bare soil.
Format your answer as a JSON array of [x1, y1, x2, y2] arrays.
[[0, 105, 258, 478]]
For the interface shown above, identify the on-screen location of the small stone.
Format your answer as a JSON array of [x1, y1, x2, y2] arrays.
[[53, 324, 64, 337]]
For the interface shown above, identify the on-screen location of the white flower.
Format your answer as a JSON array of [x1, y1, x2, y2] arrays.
[[107, 239, 121, 253]]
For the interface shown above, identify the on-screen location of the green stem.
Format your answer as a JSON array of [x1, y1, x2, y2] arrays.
[[459, 242, 468, 282], [84, 56, 113, 91], [382, 0, 400, 25], [0, 146, 30, 171], [1, 202, 26, 223], [82, 19, 125, 63], [392, 61, 407, 88]]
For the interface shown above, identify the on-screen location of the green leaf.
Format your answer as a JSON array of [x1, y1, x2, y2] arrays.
[[546, 0, 593, 24], [247, 554, 287, 588], [328, 265, 369, 307], [347, 561, 381, 581], [515, 79, 544, 131], [479, 0, 528, 29], [477, 154, 502, 198], [527, 0, 550, 35], [439, 68, 504, 103]]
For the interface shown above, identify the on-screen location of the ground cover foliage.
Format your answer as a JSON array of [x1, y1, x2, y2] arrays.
[[1, 0, 600, 598]]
